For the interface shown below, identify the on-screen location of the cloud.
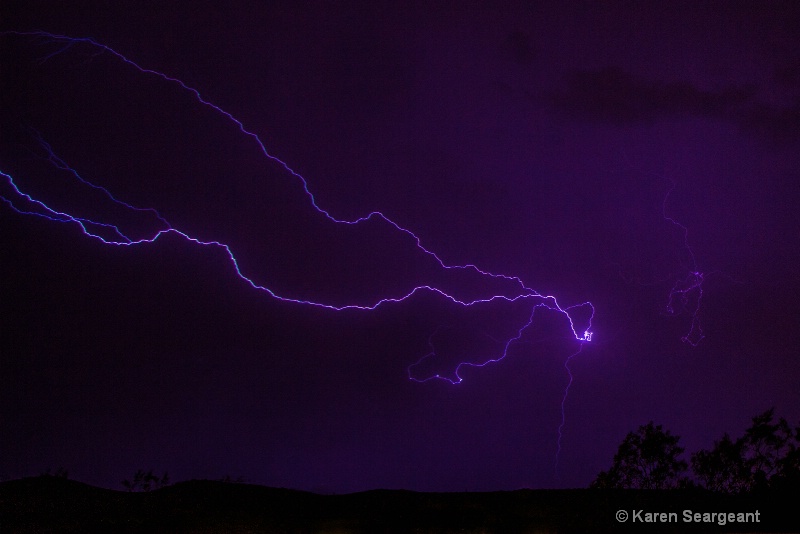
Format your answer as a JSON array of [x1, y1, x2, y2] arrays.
[[501, 31, 537, 65], [739, 102, 800, 143], [774, 64, 800, 89], [550, 67, 752, 123], [549, 67, 800, 143]]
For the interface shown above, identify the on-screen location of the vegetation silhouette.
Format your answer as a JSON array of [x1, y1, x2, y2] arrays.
[[592, 408, 800, 493], [590, 421, 688, 489], [3, 411, 798, 531], [121, 469, 170, 492], [692, 408, 800, 493]]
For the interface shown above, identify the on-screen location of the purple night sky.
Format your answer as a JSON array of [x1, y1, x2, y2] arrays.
[[2, 2, 799, 493]]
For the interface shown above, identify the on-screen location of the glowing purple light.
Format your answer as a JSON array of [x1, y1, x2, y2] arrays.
[[0, 30, 594, 384]]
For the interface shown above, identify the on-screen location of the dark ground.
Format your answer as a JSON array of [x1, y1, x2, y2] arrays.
[[0, 476, 795, 533]]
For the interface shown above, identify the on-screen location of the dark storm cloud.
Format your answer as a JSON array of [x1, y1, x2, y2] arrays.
[[550, 67, 800, 142], [501, 31, 537, 65], [739, 102, 800, 143], [773, 64, 800, 89], [550, 67, 753, 123]]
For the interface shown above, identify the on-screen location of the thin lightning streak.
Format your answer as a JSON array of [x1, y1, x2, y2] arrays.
[[408, 304, 593, 384], [29, 129, 170, 227], [555, 342, 584, 476], [1, 30, 594, 381], [2, 31, 536, 288], [617, 150, 726, 345], [1, 169, 137, 243], [661, 179, 705, 345]]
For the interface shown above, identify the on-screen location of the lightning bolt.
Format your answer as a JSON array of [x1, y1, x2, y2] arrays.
[[661, 179, 706, 346], [554, 342, 585, 477], [616, 148, 733, 346], [1, 30, 594, 387]]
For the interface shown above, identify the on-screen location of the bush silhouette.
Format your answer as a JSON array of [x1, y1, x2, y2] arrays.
[[121, 469, 170, 492], [41, 467, 69, 479], [590, 421, 687, 489], [692, 408, 799, 493], [593, 409, 800, 492]]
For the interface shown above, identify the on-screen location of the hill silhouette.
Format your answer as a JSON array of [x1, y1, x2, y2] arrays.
[[0, 476, 794, 532]]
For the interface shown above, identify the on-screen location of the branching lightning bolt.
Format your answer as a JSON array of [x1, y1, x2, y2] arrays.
[[661, 179, 706, 346], [408, 307, 592, 385], [1, 31, 594, 386]]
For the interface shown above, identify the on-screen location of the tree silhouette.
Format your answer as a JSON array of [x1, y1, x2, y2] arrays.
[[594, 410, 800, 492], [775, 423, 800, 489], [742, 408, 793, 488], [691, 433, 748, 493], [121, 469, 170, 492], [692, 408, 798, 493], [41, 467, 69, 479], [590, 422, 687, 489]]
